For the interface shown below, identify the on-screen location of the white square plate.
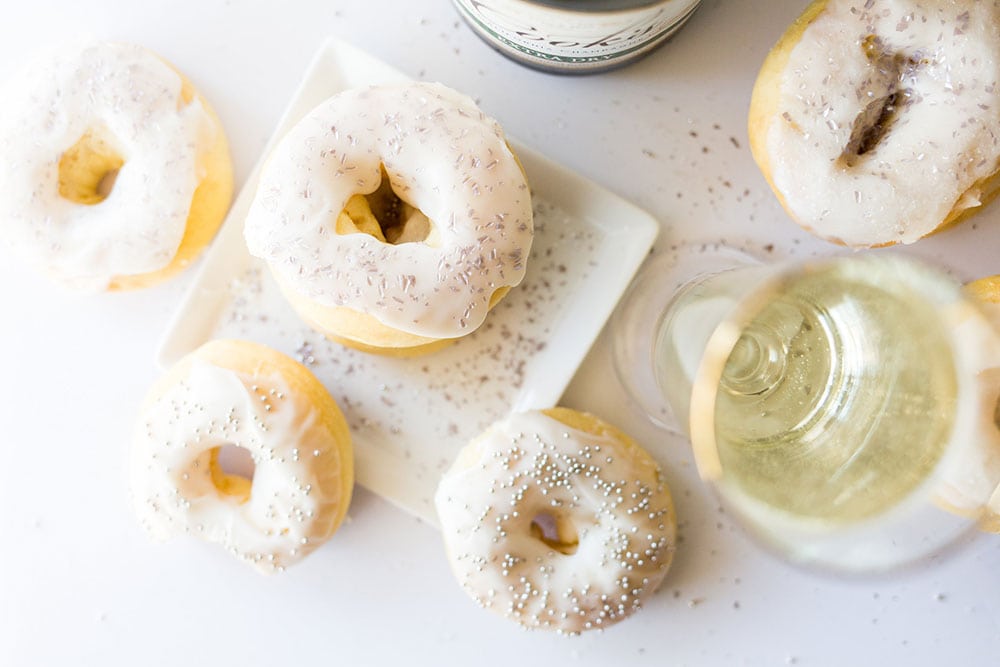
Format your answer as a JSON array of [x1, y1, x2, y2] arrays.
[[158, 39, 659, 524]]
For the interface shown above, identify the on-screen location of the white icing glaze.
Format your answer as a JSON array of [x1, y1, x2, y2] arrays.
[[933, 296, 1000, 516], [131, 360, 348, 574], [244, 82, 533, 339], [765, 0, 1000, 246], [434, 410, 675, 634], [0, 41, 213, 290]]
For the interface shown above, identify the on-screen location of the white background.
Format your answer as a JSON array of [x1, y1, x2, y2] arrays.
[[1, 1, 999, 665]]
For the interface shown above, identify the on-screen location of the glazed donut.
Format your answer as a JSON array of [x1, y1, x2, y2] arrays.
[[955, 275, 1000, 531], [244, 81, 533, 356], [748, 0, 1000, 247], [0, 40, 233, 290], [434, 408, 676, 634], [130, 339, 353, 573]]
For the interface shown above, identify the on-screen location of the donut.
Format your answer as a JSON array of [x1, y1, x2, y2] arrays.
[[0, 40, 233, 290], [748, 0, 1000, 247], [954, 275, 1000, 531], [130, 339, 353, 573], [244, 81, 533, 356], [434, 408, 676, 633]]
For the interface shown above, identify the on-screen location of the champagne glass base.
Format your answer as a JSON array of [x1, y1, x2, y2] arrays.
[[611, 243, 760, 432]]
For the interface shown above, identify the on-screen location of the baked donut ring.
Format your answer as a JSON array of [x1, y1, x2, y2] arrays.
[[956, 276, 1000, 531], [435, 408, 676, 633], [0, 40, 233, 290], [130, 339, 353, 573], [244, 82, 533, 356], [749, 0, 1000, 247]]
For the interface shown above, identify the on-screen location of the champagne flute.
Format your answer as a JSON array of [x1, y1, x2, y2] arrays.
[[613, 247, 1000, 572]]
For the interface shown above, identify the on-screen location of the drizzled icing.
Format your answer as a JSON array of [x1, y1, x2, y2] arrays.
[[131, 360, 349, 574], [0, 41, 214, 290], [763, 0, 1000, 246], [244, 82, 533, 339], [434, 410, 676, 634]]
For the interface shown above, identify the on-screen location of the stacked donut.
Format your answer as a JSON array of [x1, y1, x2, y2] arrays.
[[244, 82, 534, 356]]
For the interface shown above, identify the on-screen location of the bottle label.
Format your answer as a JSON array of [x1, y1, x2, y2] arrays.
[[454, 0, 702, 68]]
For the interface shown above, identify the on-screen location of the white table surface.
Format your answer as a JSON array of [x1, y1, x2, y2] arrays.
[[1, 1, 998, 665]]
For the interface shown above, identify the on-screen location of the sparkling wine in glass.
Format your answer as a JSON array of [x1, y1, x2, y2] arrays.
[[614, 248, 1000, 572]]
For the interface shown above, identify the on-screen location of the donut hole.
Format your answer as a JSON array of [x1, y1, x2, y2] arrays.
[[58, 130, 125, 205], [530, 511, 579, 555], [838, 37, 924, 168], [838, 90, 908, 167], [209, 444, 256, 504], [336, 164, 437, 246]]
